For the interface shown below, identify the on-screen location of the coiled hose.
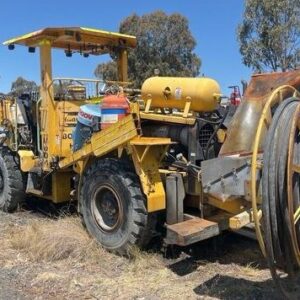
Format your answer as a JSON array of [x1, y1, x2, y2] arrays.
[[262, 97, 300, 298]]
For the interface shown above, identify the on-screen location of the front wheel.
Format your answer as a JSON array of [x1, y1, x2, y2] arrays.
[[79, 159, 150, 255], [0, 150, 26, 212]]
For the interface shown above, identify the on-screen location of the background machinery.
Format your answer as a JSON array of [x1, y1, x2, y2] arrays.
[[1, 27, 300, 296]]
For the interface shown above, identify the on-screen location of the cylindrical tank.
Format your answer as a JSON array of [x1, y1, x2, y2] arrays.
[[141, 77, 221, 112]]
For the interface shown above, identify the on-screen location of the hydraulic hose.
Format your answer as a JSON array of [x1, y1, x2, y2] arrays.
[[204, 105, 230, 159], [262, 97, 300, 298]]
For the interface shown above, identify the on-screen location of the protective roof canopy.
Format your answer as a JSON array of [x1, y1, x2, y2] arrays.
[[3, 27, 136, 55]]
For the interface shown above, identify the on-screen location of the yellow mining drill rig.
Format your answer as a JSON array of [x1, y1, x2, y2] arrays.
[[1, 27, 300, 296]]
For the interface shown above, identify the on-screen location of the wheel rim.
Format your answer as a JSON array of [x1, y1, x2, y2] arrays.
[[287, 103, 300, 266], [91, 184, 123, 232]]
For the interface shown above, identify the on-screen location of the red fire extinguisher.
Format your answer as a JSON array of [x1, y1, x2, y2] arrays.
[[229, 86, 242, 106]]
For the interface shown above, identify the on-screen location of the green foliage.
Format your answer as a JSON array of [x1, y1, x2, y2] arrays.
[[94, 11, 201, 88], [10, 76, 38, 96], [238, 0, 300, 72], [94, 61, 118, 81]]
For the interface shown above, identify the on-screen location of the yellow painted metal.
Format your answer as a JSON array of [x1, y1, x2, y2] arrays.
[[216, 128, 226, 143], [4, 27, 176, 213], [56, 100, 89, 158], [39, 48, 105, 167], [0, 98, 8, 122], [207, 195, 248, 215], [5, 26, 135, 170], [5, 29, 133, 171], [295, 207, 300, 224], [3, 27, 136, 53], [64, 134, 172, 213], [59, 114, 138, 168], [26, 170, 73, 203], [73, 159, 90, 175], [130, 136, 172, 146], [130, 137, 172, 212], [139, 111, 196, 125], [287, 102, 300, 265], [18, 150, 37, 172], [141, 77, 221, 113], [251, 85, 300, 257], [51, 171, 73, 203], [117, 49, 128, 82], [159, 169, 186, 175], [39, 39, 54, 170], [41, 98, 92, 161], [183, 99, 192, 117], [39, 43, 83, 164], [229, 209, 254, 230], [0, 98, 15, 150]]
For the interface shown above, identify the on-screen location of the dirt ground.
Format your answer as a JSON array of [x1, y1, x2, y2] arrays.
[[0, 207, 296, 300]]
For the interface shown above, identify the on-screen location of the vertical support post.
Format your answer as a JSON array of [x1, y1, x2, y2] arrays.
[[145, 98, 152, 113], [166, 174, 185, 225], [39, 40, 55, 169], [117, 49, 128, 82], [183, 98, 191, 117]]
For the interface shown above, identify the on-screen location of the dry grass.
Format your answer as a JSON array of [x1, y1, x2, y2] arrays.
[[240, 262, 261, 277], [6, 215, 187, 298], [128, 246, 165, 271], [9, 216, 104, 263], [0, 211, 281, 299]]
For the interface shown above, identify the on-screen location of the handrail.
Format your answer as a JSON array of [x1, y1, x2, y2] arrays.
[[51, 77, 104, 83]]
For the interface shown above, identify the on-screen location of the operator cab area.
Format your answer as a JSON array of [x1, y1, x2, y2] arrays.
[[3, 27, 136, 163]]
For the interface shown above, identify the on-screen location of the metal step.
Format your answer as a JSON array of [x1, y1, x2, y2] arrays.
[[165, 217, 221, 246], [26, 188, 43, 196]]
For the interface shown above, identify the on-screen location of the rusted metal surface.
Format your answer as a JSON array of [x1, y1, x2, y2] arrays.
[[244, 70, 300, 99], [165, 217, 220, 246], [220, 70, 300, 156]]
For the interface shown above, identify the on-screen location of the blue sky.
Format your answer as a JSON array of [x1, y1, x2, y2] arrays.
[[0, 0, 252, 95]]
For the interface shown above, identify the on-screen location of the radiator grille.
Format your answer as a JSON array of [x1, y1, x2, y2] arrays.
[[199, 124, 214, 148]]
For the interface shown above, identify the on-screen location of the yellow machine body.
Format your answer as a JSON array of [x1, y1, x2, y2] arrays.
[[141, 76, 221, 112], [4, 28, 300, 289], [2, 27, 136, 203], [3, 27, 222, 211], [3, 27, 136, 172]]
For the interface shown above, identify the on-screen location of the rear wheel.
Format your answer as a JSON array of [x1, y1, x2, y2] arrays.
[[79, 158, 150, 255], [0, 150, 26, 212]]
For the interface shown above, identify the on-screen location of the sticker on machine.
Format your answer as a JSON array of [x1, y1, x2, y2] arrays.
[[175, 87, 182, 100], [102, 114, 119, 123]]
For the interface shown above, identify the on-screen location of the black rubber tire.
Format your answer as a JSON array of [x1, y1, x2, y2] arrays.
[[0, 150, 26, 212], [79, 158, 150, 255], [262, 98, 300, 298]]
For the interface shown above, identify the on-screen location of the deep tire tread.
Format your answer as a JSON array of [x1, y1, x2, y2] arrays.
[[0, 149, 26, 212], [80, 158, 152, 255]]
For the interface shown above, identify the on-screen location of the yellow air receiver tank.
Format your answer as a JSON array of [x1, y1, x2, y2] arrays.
[[141, 77, 221, 112]]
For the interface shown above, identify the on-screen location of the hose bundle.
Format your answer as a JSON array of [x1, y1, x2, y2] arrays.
[[262, 97, 300, 298]]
